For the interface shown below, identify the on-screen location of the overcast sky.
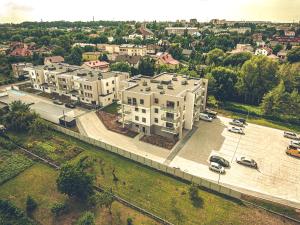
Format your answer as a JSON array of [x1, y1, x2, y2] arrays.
[[0, 0, 299, 23]]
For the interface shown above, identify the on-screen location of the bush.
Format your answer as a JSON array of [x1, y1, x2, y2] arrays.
[[188, 183, 203, 208], [76, 211, 95, 225], [0, 136, 16, 150], [51, 202, 67, 217], [26, 196, 37, 215], [127, 217, 133, 225]]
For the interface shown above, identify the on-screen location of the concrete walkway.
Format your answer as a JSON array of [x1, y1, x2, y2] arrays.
[[77, 112, 170, 163]]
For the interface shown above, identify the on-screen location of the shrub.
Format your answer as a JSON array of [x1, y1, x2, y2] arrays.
[[51, 202, 67, 217], [26, 196, 37, 215], [76, 211, 95, 225], [127, 217, 133, 225]]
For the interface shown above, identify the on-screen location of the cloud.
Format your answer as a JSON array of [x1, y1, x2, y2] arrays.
[[0, 1, 33, 23]]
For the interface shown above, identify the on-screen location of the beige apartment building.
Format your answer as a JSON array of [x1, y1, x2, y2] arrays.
[[119, 73, 208, 140], [165, 27, 198, 36], [25, 63, 129, 107], [119, 44, 147, 56]]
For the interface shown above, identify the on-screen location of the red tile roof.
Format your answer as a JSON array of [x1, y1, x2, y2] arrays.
[[157, 52, 179, 65], [10, 47, 32, 57], [83, 60, 109, 68]]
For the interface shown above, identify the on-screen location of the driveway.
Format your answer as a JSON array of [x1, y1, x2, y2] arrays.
[[168, 116, 300, 208]]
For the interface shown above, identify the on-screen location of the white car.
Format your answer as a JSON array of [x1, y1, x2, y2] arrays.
[[236, 156, 257, 168], [284, 131, 300, 140], [290, 140, 300, 148], [199, 113, 213, 122], [209, 162, 225, 174], [228, 126, 245, 135], [229, 119, 244, 127]]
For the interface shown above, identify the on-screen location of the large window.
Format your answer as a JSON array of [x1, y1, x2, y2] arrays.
[[135, 116, 139, 121], [140, 99, 144, 105]]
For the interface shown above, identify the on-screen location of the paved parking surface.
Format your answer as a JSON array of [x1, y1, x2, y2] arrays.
[[169, 116, 300, 208]]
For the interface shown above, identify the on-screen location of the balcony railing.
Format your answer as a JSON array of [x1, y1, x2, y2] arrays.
[[161, 126, 179, 134], [161, 115, 179, 123], [161, 105, 178, 112]]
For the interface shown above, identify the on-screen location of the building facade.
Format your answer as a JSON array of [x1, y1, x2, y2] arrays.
[[119, 73, 208, 140], [119, 44, 147, 56], [25, 63, 129, 107], [165, 27, 198, 36], [11, 62, 33, 78]]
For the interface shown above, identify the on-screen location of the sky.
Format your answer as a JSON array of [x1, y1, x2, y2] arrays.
[[0, 0, 299, 23]]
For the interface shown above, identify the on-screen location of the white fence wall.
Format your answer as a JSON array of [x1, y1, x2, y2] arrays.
[[51, 124, 242, 200]]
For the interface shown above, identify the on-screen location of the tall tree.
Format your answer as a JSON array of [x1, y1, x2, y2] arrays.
[[205, 48, 225, 66], [138, 57, 155, 76], [287, 47, 300, 63]]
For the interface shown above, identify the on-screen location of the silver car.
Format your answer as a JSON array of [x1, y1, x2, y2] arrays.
[[284, 131, 300, 140], [236, 156, 257, 168], [228, 126, 245, 135], [290, 140, 300, 148], [209, 162, 225, 174], [229, 119, 244, 127]]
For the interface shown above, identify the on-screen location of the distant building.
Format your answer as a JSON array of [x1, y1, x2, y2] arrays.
[[9, 43, 32, 57], [0, 44, 9, 55], [165, 27, 198, 36], [11, 62, 33, 78], [284, 31, 296, 37], [82, 60, 109, 72], [73, 43, 96, 48], [252, 33, 263, 42], [146, 44, 159, 55], [97, 44, 120, 54], [210, 19, 226, 25], [255, 47, 272, 56], [115, 55, 141, 68], [119, 44, 147, 56], [139, 26, 154, 39], [190, 19, 198, 24], [182, 49, 193, 58], [82, 52, 101, 61], [156, 52, 180, 69], [230, 44, 253, 54], [44, 56, 64, 65]]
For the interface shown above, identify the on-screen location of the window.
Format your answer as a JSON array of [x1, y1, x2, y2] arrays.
[[154, 118, 158, 123], [106, 82, 108, 86], [142, 109, 146, 113], [140, 99, 144, 105], [154, 108, 159, 113], [135, 116, 139, 121], [113, 88, 115, 91], [142, 118, 146, 123], [128, 98, 132, 104], [107, 90, 109, 94], [133, 98, 137, 105], [154, 98, 159, 104], [135, 107, 138, 112], [112, 80, 115, 84]]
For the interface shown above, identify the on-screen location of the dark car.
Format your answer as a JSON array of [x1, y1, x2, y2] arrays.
[[209, 155, 230, 167], [237, 118, 247, 124], [65, 103, 76, 109], [205, 109, 218, 118]]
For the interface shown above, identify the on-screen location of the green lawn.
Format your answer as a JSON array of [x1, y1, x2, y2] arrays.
[[101, 102, 120, 114]]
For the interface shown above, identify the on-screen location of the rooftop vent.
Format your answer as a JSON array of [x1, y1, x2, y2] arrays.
[[142, 81, 147, 86], [167, 84, 174, 90], [145, 87, 151, 91], [172, 77, 178, 81], [150, 79, 160, 83], [161, 80, 171, 85], [181, 80, 188, 85], [157, 84, 164, 89], [160, 90, 165, 94]]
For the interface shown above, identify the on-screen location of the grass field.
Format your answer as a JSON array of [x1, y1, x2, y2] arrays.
[[0, 163, 159, 225], [1, 131, 298, 225], [101, 102, 120, 114]]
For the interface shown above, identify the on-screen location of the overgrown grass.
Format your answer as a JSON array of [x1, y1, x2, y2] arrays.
[[101, 102, 120, 114]]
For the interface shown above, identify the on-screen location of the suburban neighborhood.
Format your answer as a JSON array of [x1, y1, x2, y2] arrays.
[[0, 1, 300, 225]]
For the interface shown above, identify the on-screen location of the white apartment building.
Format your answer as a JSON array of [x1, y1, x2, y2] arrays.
[[165, 27, 198, 36], [119, 44, 147, 56], [119, 73, 208, 140], [25, 63, 129, 107]]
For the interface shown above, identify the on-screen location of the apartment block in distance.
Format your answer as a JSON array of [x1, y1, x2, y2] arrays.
[[165, 27, 198, 36], [119, 44, 147, 56], [119, 73, 208, 139], [25, 63, 129, 107]]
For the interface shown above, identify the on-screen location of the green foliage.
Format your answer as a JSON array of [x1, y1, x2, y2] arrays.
[[65, 47, 82, 65], [76, 211, 95, 225], [51, 202, 67, 217], [97, 191, 114, 213], [188, 183, 203, 208], [4, 101, 38, 132], [26, 195, 37, 215], [138, 57, 155, 76], [223, 52, 252, 67], [209, 67, 238, 100], [29, 118, 49, 136], [167, 44, 183, 60], [272, 44, 283, 55], [0, 149, 33, 185], [278, 63, 300, 92], [287, 47, 300, 63], [206, 48, 225, 66], [239, 56, 278, 105], [127, 217, 133, 225], [56, 159, 95, 201], [0, 136, 16, 150], [110, 62, 131, 72]]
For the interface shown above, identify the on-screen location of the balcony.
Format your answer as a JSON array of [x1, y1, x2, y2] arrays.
[[161, 126, 179, 134], [161, 105, 178, 113], [161, 115, 179, 123]]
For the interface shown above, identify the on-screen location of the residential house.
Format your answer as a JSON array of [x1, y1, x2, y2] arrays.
[[146, 44, 159, 55], [44, 56, 64, 65], [119, 73, 208, 140], [11, 62, 33, 78], [182, 49, 193, 58], [255, 47, 273, 56], [115, 55, 141, 68], [97, 44, 120, 54], [285, 31, 296, 37], [155, 52, 180, 69], [165, 27, 198, 36], [73, 43, 96, 48], [139, 26, 154, 39], [82, 60, 110, 72], [25, 63, 129, 107], [82, 52, 101, 61], [230, 44, 253, 54], [119, 44, 147, 56]]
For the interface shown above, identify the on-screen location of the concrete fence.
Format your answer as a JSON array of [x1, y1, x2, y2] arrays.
[[51, 124, 242, 200]]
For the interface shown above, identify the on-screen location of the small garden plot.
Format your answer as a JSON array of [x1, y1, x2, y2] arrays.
[[26, 136, 83, 165], [0, 149, 33, 185]]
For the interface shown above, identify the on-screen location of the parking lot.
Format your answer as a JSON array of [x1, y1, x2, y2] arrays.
[[169, 116, 300, 208]]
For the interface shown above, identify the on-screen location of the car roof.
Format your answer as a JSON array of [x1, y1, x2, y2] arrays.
[[285, 131, 296, 135], [210, 162, 220, 166]]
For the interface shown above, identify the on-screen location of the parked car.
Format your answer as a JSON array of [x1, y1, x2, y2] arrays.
[[236, 156, 257, 168], [284, 131, 300, 140], [209, 155, 230, 167], [228, 126, 245, 135], [236, 118, 247, 124], [286, 147, 300, 158], [53, 99, 63, 105], [209, 162, 225, 174], [229, 119, 244, 127], [199, 113, 213, 122], [290, 140, 300, 148], [65, 103, 76, 109], [204, 109, 217, 118]]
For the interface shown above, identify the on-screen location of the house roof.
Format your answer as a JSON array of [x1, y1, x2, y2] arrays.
[[10, 47, 32, 57], [182, 49, 192, 56], [156, 52, 180, 65], [115, 55, 141, 65], [83, 60, 109, 68], [44, 56, 64, 63]]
